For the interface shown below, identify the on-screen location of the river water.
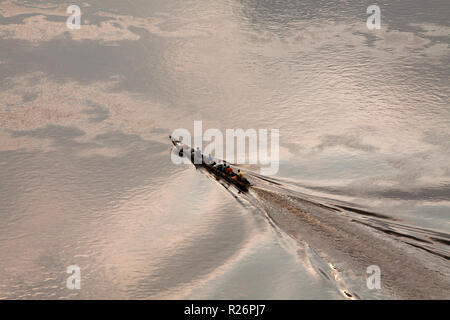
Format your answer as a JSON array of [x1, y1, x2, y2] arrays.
[[0, 0, 449, 299]]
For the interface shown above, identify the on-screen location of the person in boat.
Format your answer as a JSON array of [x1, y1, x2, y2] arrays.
[[194, 147, 203, 164], [173, 141, 183, 157], [225, 166, 233, 175], [214, 160, 222, 168], [238, 170, 250, 184], [180, 138, 187, 150], [207, 154, 216, 166]]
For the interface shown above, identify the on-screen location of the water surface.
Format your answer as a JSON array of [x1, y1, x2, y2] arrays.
[[0, 0, 449, 299]]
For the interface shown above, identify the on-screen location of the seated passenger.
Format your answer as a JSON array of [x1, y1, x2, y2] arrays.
[[221, 161, 227, 171], [238, 169, 244, 180], [174, 143, 182, 155], [207, 154, 216, 166], [194, 147, 203, 164], [225, 166, 233, 175]]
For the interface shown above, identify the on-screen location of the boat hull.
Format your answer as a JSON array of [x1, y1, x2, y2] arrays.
[[170, 136, 251, 192]]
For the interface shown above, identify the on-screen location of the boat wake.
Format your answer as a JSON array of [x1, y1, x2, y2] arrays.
[[169, 139, 450, 299], [247, 172, 449, 299]]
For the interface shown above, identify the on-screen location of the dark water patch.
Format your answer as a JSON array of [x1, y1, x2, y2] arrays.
[[39, 14, 66, 23], [247, 173, 283, 186], [354, 221, 434, 244], [83, 101, 110, 123], [336, 205, 394, 220], [21, 91, 39, 103], [317, 203, 342, 212], [308, 184, 450, 201], [430, 237, 450, 247], [0, 13, 37, 25], [288, 195, 343, 213], [317, 134, 379, 153], [374, 185, 450, 201], [406, 242, 450, 261], [8, 124, 87, 146], [0, 34, 172, 102], [381, 221, 450, 240], [317, 268, 330, 281]]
